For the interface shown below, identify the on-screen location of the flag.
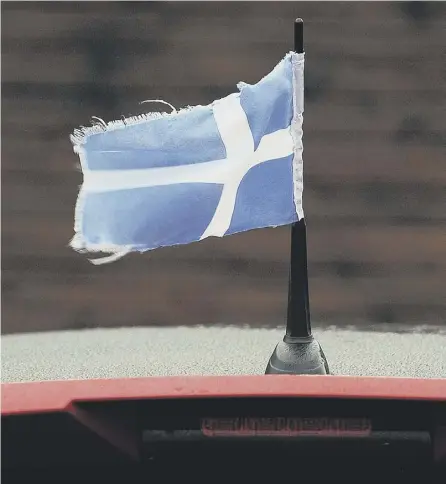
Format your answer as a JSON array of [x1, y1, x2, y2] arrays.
[[70, 52, 304, 264]]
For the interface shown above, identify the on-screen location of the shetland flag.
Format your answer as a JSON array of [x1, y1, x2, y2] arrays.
[[70, 52, 304, 264]]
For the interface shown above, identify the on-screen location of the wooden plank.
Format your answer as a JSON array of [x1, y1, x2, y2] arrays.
[[1, 141, 80, 174], [1, 254, 437, 290], [3, 213, 446, 267], [2, 270, 444, 333], [159, 31, 446, 59], [310, 274, 446, 309], [2, 51, 89, 84], [1, 11, 162, 40], [166, 18, 446, 51], [3, 46, 444, 89], [5, 299, 442, 334], [321, 59, 446, 92], [3, 6, 445, 45], [2, 183, 78, 213], [206, 226, 446, 267], [5, 270, 445, 311], [304, 101, 445, 132], [150, 0, 446, 22], [1, 271, 287, 333], [307, 225, 446, 266], [114, 51, 446, 89], [2, 37, 443, 72], [304, 143, 446, 183], [2, 99, 88, 130], [4, 0, 443, 20], [304, 182, 446, 221], [4, 95, 445, 132]]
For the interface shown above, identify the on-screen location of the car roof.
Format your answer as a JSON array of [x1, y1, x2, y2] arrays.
[[2, 325, 445, 382]]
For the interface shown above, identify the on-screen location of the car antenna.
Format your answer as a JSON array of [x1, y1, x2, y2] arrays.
[[265, 19, 330, 375]]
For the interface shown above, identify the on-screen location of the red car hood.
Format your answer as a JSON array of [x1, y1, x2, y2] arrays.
[[2, 375, 446, 483], [2, 374, 446, 416]]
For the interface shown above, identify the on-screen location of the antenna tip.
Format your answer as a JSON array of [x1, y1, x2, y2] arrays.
[[295, 18, 303, 24]]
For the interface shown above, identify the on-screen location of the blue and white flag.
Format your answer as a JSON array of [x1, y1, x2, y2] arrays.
[[70, 52, 304, 264]]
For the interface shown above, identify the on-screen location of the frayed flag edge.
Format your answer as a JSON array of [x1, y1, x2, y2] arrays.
[[69, 51, 303, 264]]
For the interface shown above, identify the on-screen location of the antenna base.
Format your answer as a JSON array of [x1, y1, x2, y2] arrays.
[[265, 335, 330, 375]]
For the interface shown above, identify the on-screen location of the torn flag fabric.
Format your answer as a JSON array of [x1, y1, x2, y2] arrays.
[[70, 52, 304, 263]]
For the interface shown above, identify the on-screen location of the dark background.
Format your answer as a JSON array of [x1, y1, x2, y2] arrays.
[[2, 1, 445, 335]]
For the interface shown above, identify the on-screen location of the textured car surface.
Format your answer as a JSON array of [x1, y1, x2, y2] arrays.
[[3, 324, 446, 381]]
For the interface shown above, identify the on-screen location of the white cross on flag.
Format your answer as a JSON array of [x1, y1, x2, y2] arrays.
[[70, 52, 304, 264]]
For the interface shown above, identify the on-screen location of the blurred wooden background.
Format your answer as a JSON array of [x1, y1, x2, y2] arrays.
[[2, 1, 445, 334]]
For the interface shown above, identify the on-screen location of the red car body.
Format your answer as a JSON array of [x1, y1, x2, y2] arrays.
[[2, 375, 446, 483]]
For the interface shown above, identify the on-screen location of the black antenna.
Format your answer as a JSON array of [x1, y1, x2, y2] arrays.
[[265, 19, 329, 375]]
